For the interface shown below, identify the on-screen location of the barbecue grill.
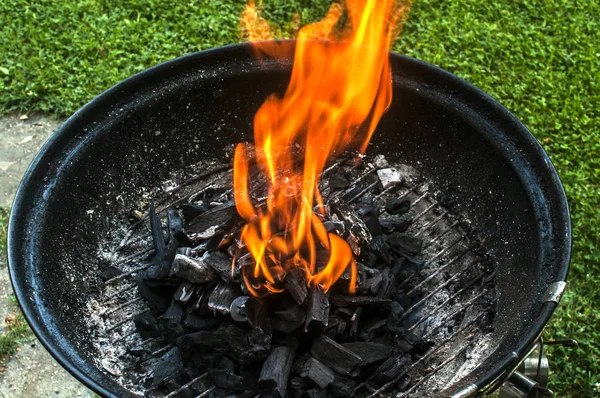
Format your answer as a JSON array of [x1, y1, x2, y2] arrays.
[[7, 41, 571, 397]]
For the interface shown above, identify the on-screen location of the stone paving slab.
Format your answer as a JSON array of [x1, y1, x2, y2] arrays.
[[0, 114, 94, 397]]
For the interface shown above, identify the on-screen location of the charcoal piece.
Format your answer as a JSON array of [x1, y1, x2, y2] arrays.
[[305, 286, 330, 332], [183, 312, 220, 331], [224, 325, 271, 364], [176, 330, 224, 356], [310, 335, 362, 376], [375, 356, 408, 383], [149, 203, 166, 253], [362, 270, 383, 295], [329, 196, 371, 245], [328, 172, 349, 189], [209, 369, 246, 392], [323, 220, 345, 235], [272, 305, 306, 334], [208, 282, 237, 315], [297, 356, 335, 388], [179, 202, 212, 223], [369, 235, 391, 266], [329, 376, 355, 398], [163, 301, 186, 341], [188, 201, 238, 239], [220, 392, 256, 398], [136, 272, 170, 312], [202, 250, 241, 282], [387, 232, 423, 255], [380, 215, 412, 234], [285, 269, 308, 305], [329, 295, 391, 307], [170, 254, 217, 284], [148, 234, 179, 280], [174, 281, 196, 303], [290, 376, 306, 390], [385, 198, 411, 215], [133, 312, 162, 340], [99, 265, 123, 281], [153, 346, 183, 388], [377, 167, 402, 188], [358, 319, 386, 342], [341, 342, 389, 365], [395, 328, 433, 355], [258, 346, 295, 398], [362, 213, 382, 237], [302, 389, 329, 398]]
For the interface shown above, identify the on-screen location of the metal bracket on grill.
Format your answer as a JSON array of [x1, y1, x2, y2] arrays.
[[542, 281, 567, 304]]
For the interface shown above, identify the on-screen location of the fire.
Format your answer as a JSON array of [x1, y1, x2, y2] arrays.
[[234, 0, 410, 297]]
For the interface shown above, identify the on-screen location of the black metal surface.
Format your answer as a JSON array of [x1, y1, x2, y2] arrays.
[[7, 41, 570, 397]]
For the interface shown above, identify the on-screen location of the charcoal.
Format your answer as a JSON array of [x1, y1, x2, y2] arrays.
[[188, 201, 238, 240], [329, 376, 355, 398], [323, 220, 345, 235], [170, 254, 217, 284], [385, 198, 410, 215], [376, 167, 402, 188], [174, 281, 196, 303], [168, 209, 191, 246], [296, 356, 335, 388], [163, 301, 186, 341], [202, 250, 241, 282], [341, 342, 389, 365], [209, 369, 246, 392], [369, 235, 391, 265], [147, 235, 179, 280], [99, 265, 123, 281], [362, 212, 382, 237], [380, 215, 412, 234], [329, 196, 371, 245], [395, 328, 433, 355], [328, 172, 349, 189], [387, 232, 423, 255], [329, 295, 391, 307], [362, 270, 383, 295], [183, 312, 220, 331], [153, 346, 184, 388], [305, 286, 330, 332], [374, 356, 408, 383], [258, 346, 295, 398], [285, 269, 308, 305], [224, 325, 271, 364], [149, 203, 166, 253], [221, 392, 256, 398], [208, 282, 237, 315], [302, 389, 330, 398], [133, 311, 162, 340], [272, 305, 306, 334], [135, 272, 170, 312], [176, 330, 225, 358], [310, 335, 362, 375], [179, 202, 212, 223], [290, 376, 306, 390]]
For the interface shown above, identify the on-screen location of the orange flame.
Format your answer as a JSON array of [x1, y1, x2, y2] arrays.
[[234, 0, 410, 297]]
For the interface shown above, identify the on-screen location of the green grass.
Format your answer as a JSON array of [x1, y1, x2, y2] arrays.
[[0, 0, 598, 395], [0, 297, 33, 371]]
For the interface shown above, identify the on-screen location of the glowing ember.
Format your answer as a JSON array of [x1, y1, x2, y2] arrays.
[[234, 0, 411, 297]]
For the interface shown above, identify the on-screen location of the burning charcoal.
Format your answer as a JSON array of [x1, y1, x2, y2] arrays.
[[133, 312, 162, 340], [387, 232, 423, 255], [329, 294, 391, 307], [296, 356, 335, 388], [285, 269, 308, 305], [208, 282, 237, 316], [135, 272, 171, 312], [187, 201, 238, 240], [305, 286, 330, 332], [377, 167, 402, 188], [310, 335, 362, 376], [153, 346, 183, 388], [163, 301, 186, 341], [385, 198, 411, 215], [179, 202, 212, 223], [170, 254, 218, 284], [224, 325, 271, 364], [183, 312, 220, 331], [258, 346, 295, 398], [202, 250, 241, 283], [329, 375, 355, 398], [174, 281, 196, 303], [380, 214, 412, 234], [329, 196, 371, 245], [272, 305, 306, 334], [341, 342, 389, 365], [323, 220, 345, 235], [328, 172, 349, 189], [374, 355, 408, 384]]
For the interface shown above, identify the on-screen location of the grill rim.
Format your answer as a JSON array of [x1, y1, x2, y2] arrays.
[[7, 40, 571, 398]]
